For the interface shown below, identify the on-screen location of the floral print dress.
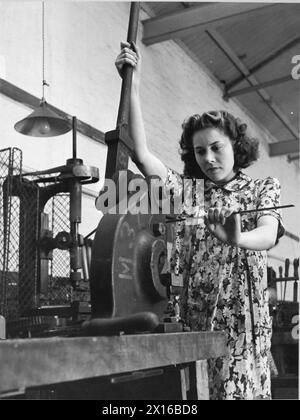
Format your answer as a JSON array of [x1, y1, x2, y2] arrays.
[[165, 168, 284, 400]]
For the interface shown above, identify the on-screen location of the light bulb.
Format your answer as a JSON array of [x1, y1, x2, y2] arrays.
[[38, 119, 51, 135]]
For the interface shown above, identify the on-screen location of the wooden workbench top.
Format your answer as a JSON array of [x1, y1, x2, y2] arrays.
[[0, 331, 227, 394]]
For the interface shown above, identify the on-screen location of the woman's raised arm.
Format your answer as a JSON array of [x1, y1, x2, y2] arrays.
[[115, 41, 168, 181]]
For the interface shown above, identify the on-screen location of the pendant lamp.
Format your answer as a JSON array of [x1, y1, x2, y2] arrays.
[[14, 2, 71, 137]]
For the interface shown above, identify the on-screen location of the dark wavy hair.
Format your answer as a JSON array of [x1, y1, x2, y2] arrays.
[[179, 110, 259, 178]]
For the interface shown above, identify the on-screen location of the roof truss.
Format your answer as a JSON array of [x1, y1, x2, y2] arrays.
[[269, 139, 299, 156], [226, 35, 300, 91], [225, 75, 293, 99], [142, 3, 275, 46], [206, 29, 298, 143]]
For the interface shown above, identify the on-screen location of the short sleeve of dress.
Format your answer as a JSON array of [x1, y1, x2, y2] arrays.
[[163, 167, 186, 216], [255, 177, 285, 242], [164, 167, 184, 198], [164, 167, 204, 217], [164, 167, 186, 276]]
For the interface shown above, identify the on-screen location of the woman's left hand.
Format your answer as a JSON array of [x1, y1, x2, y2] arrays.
[[204, 207, 241, 246]]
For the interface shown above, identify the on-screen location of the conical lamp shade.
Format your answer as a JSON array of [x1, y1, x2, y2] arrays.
[[14, 101, 71, 137]]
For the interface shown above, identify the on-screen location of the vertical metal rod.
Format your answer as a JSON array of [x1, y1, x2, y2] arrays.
[[293, 281, 298, 303], [72, 116, 77, 160], [70, 115, 80, 287], [116, 2, 140, 128], [81, 245, 89, 281]]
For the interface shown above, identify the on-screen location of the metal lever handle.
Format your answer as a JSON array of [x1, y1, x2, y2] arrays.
[[117, 2, 140, 128]]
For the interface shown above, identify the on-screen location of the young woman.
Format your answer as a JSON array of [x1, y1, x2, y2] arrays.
[[115, 42, 284, 400]]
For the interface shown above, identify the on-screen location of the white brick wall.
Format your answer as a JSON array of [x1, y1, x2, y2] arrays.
[[0, 2, 299, 297]]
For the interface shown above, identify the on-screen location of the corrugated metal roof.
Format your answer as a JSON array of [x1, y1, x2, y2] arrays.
[[143, 2, 300, 153]]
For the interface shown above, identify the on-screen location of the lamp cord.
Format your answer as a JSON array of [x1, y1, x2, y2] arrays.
[[42, 1, 49, 101]]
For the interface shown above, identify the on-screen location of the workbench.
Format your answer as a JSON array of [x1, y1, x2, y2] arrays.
[[0, 331, 227, 400]]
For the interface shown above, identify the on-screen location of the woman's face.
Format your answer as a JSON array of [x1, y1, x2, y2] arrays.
[[192, 128, 236, 183]]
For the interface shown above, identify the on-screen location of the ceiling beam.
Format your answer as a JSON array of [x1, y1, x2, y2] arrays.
[[206, 29, 299, 140], [225, 75, 293, 99], [269, 139, 299, 156], [142, 3, 275, 46], [287, 154, 299, 163], [0, 78, 105, 145], [226, 35, 300, 91]]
